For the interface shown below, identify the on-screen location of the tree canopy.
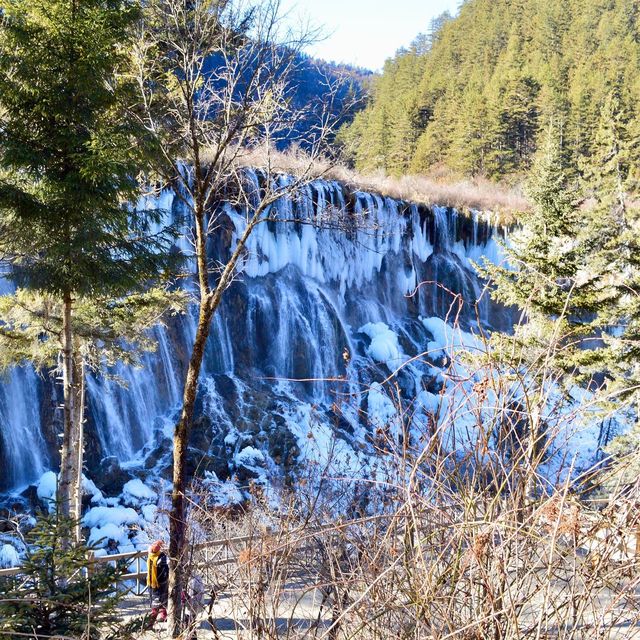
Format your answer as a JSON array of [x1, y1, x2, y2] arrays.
[[340, 0, 640, 184]]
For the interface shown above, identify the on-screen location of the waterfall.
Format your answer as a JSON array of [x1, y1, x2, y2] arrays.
[[0, 177, 508, 493], [0, 278, 49, 490]]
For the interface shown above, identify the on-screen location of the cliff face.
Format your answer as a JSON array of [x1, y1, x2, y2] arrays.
[[0, 176, 510, 495]]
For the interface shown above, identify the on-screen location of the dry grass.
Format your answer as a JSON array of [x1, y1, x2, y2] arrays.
[[234, 146, 530, 221]]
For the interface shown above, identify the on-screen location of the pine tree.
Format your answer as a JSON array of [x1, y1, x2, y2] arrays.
[[480, 126, 612, 381], [0, 0, 179, 527], [0, 511, 135, 640], [484, 129, 582, 317], [478, 129, 608, 499], [580, 89, 640, 393]]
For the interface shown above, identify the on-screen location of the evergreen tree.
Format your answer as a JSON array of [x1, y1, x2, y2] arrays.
[[0, 0, 178, 526], [484, 129, 581, 316], [480, 127, 609, 380], [580, 89, 640, 393], [0, 512, 135, 640], [479, 129, 610, 499], [340, 0, 640, 185], [0, 288, 185, 371]]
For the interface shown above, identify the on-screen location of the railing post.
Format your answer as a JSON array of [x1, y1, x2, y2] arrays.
[[136, 554, 140, 595], [225, 538, 230, 583]]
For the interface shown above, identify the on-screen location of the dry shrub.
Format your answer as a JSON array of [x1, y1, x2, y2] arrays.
[[225, 144, 529, 221], [179, 309, 639, 639]]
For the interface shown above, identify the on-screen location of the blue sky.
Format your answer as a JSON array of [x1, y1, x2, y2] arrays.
[[279, 0, 461, 71]]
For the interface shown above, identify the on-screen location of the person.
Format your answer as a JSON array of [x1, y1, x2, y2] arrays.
[[181, 573, 205, 639], [147, 540, 169, 624]]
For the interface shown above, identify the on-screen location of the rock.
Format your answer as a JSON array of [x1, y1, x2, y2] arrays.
[[19, 485, 39, 512], [234, 463, 262, 484], [268, 422, 300, 470], [97, 457, 132, 496]]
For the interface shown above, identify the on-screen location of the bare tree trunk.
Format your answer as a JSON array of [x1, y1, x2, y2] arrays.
[[167, 200, 264, 635], [72, 352, 86, 543], [58, 293, 85, 543], [58, 292, 77, 529], [168, 301, 214, 634], [168, 195, 214, 633]]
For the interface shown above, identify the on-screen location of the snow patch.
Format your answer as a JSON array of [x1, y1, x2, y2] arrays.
[[0, 544, 19, 568], [141, 504, 158, 523], [359, 322, 406, 371], [121, 479, 157, 506], [202, 475, 245, 508], [235, 446, 266, 468], [367, 383, 398, 432], [83, 506, 140, 529], [88, 523, 131, 549], [36, 471, 57, 503], [421, 316, 482, 359]]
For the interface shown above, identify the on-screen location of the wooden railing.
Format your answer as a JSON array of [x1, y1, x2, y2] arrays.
[[1, 511, 636, 595], [0, 531, 263, 595]]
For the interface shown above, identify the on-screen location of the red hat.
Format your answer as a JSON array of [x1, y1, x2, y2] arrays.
[[150, 540, 163, 553]]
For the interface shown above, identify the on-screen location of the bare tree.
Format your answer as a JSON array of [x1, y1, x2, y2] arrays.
[[133, 0, 351, 631], [183, 312, 640, 640]]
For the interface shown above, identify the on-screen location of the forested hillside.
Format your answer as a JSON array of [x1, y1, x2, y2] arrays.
[[340, 0, 640, 183]]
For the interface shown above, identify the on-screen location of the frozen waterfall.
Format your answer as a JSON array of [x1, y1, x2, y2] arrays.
[[0, 175, 509, 493]]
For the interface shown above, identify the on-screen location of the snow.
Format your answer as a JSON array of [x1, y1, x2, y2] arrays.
[[202, 476, 245, 508], [82, 475, 104, 503], [420, 316, 482, 359], [36, 471, 57, 504], [283, 400, 365, 479], [416, 390, 442, 415], [122, 479, 157, 506], [133, 529, 152, 550], [141, 504, 157, 523], [224, 430, 239, 447], [35, 471, 103, 507], [88, 523, 130, 549], [359, 322, 407, 371], [0, 544, 19, 568], [83, 506, 140, 529], [235, 446, 266, 467], [367, 383, 398, 434]]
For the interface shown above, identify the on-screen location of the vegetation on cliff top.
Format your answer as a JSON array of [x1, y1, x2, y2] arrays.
[[339, 0, 640, 187]]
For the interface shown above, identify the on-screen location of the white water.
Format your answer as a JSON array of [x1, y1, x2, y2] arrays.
[[0, 175, 508, 492], [0, 278, 49, 489]]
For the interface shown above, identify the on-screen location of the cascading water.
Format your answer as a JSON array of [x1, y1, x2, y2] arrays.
[[0, 175, 510, 494], [0, 278, 49, 490]]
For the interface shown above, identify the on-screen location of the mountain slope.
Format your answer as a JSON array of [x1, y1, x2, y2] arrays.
[[339, 0, 640, 183]]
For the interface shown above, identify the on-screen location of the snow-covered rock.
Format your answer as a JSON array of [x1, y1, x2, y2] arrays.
[[202, 477, 245, 508], [141, 504, 157, 523], [235, 446, 266, 468], [36, 471, 57, 503], [83, 475, 104, 503], [83, 506, 139, 529], [367, 383, 398, 435], [359, 322, 406, 371], [0, 544, 19, 568], [88, 522, 130, 549], [121, 479, 157, 506]]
